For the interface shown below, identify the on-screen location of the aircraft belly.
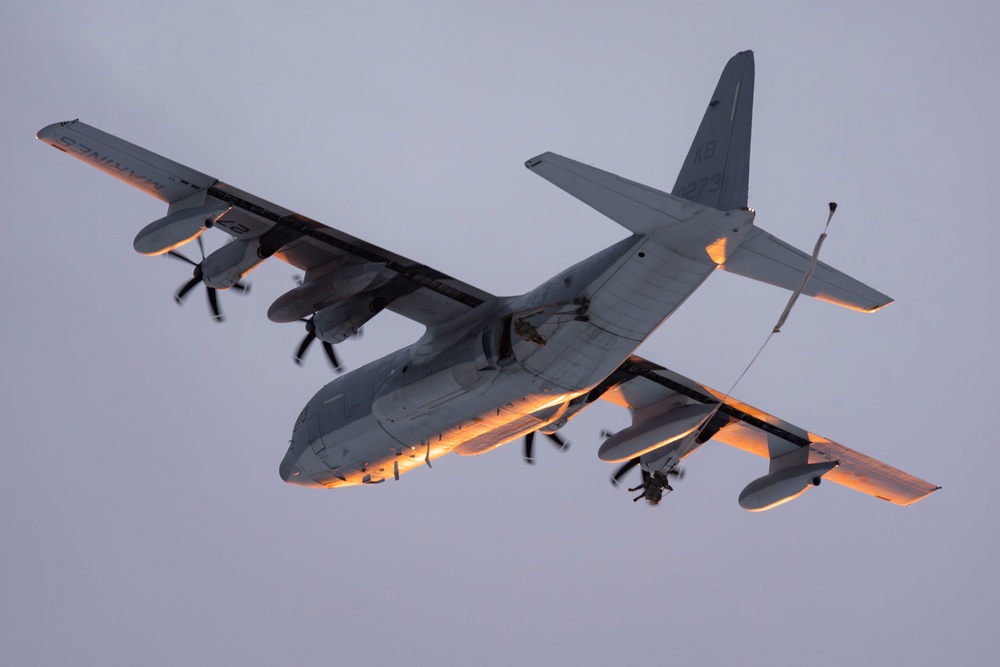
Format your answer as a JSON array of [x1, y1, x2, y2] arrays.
[[373, 368, 576, 459], [586, 237, 713, 339]]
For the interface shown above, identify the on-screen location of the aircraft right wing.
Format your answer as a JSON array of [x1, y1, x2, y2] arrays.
[[599, 355, 938, 506]]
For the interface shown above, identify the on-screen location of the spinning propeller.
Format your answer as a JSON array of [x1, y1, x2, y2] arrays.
[[610, 458, 640, 488], [523, 429, 569, 465], [167, 236, 249, 322], [293, 316, 343, 372]]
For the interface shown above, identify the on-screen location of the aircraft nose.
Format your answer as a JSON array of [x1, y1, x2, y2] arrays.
[[279, 446, 297, 482]]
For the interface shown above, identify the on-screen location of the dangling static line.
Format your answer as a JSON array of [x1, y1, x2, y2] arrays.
[[651, 203, 840, 472]]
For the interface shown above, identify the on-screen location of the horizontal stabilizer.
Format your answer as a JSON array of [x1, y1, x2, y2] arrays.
[[37, 120, 215, 203], [526, 152, 705, 235], [720, 227, 893, 312]]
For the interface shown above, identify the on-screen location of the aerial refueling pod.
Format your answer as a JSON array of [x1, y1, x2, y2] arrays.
[[738, 460, 838, 512], [598, 403, 717, 462], [133, 204, 229, 255]]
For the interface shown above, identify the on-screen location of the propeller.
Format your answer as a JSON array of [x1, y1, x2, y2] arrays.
[[167, 236, 249, 322], [293, 316, 343, 372], [610, 458, 639, 487], [523, 429, 569, 465]]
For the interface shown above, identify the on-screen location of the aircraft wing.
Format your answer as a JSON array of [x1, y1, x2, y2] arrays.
[[599, 356, 938, 506], [36, 120, 495, 328]]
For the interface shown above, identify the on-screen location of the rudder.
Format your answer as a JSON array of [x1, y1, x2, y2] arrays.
[[671, 51, 754, 211]]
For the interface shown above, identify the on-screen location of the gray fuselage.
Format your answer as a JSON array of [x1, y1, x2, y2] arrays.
[[278, 212, 748, 488]]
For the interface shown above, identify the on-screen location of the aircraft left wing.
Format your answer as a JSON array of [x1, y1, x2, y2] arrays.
[[598, 356, 938, 506], [37, 120, 495, 329]]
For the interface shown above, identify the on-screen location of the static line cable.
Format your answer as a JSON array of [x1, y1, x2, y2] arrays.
[[672, 203, 838, 462], [773, 202, 837, 333]]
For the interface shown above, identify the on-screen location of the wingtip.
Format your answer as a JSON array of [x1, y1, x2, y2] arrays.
[[864, 297, 895, 313], [524, 154, 548, 169], [36, 119, 79, 140]]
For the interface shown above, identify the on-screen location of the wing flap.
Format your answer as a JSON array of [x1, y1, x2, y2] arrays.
[[601, 356, 938, 506]]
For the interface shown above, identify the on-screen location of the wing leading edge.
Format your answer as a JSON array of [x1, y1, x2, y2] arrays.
[[37, 120, 495, 329], [600, 356, 938, 506]]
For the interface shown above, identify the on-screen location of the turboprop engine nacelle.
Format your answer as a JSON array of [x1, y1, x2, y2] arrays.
[[738, 460, 838, 512], [312, 294, 386, 343], [598, 403, 717, 463], [133, 204, 229, 256], [201, 238, 269, 289], [267, 262, 387, 323]]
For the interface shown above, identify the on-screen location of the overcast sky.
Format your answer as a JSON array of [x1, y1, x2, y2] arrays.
[[3, 1, 998, 665]]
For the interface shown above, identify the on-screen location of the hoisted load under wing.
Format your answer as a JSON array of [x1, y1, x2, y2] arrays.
[[599, 356, 939, 509]]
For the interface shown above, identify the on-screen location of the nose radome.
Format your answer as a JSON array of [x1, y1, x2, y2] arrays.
[[279, 448, 296, 482]]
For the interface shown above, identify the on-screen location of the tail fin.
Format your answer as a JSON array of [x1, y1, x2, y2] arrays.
[[671, 51, 754, 211]]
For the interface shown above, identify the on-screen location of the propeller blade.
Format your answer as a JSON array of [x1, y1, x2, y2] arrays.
[[174, 276, 201, 304], [167, 238, 246, 322], [545, 431, 569, 451], [611, 458, 639, 487], [523, 431, 535, 465], [166, 250, 198, 267], [322, 341, 343, 372], [206, 287, 224, 322], [294, 331, 316, 366], [293, 319, 344, 373]]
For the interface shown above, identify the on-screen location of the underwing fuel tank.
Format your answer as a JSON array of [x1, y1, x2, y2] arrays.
[[133, 204, 229, 255], [598, 403, 717, 462], [738, 461, 838, 512]]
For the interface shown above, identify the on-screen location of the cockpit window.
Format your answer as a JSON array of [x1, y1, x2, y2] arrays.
[[293, 406, 308, 431]]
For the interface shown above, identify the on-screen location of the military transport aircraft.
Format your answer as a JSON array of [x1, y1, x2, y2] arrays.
[[37, 51, 937, 509]]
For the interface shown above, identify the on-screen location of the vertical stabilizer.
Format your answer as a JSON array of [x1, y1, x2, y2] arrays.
[[671, 51, 754, 211]]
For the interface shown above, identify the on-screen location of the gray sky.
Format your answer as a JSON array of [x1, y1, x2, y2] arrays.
[[3, 1, 997, 665]]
